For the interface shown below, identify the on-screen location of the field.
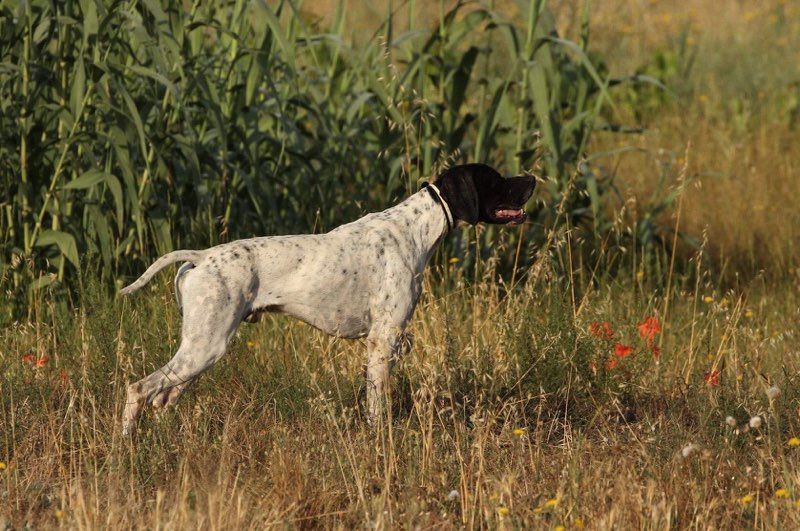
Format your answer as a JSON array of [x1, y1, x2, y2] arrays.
[[2, 0, 800, 528]]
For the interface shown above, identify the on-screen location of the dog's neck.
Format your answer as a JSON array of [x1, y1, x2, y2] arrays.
[[380, 189, 451, 264]]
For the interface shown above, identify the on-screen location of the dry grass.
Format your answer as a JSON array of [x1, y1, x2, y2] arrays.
[[3, 262, 800, 528], [4, 0, 800, 528]]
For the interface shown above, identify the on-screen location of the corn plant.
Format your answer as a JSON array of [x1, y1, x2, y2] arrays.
[[0, 0, 644, 316]]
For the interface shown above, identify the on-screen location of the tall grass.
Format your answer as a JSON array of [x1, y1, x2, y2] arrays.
[[0, 0, 651, 317], [2, 254, 800, 528]]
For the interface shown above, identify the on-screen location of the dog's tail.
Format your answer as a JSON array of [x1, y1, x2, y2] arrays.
[[119, 250, 205, 296]]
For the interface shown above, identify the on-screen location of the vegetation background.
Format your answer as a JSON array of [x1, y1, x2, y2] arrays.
[[2, 0, 800, 528]]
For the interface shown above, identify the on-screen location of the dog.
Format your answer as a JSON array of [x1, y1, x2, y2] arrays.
[[119, 163, 535, 436]]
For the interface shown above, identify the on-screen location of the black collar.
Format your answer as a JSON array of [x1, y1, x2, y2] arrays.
[[421, 182, 453, 232]]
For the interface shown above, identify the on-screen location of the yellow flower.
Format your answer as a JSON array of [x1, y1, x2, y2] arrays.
[[544, 498, 559, 508], [703, 295, 714, 303], [575, 518, 585, 529], [745, 309, 754, 318], [533, 507, 543, 514], [512, 428, 525, 437], [554, 526, 565, 531], [448, 257, 459, 264], [740, 494, 753, 505], [788, 437, 800, 447], [636, 270, 644, 281], [497, 506, 509, 517], [55, 510, 64, 519], [0, 462, 6, 471], [775, 488, 790, 499], [246, 340, 255, 348]]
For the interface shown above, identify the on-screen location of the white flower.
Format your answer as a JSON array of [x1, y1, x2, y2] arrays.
[[446, 490, 460, 501], [749, 416, 762, 429], [725, 416, 737, 427], [681, 443, 700, 458], [767, 386, 781, 400]]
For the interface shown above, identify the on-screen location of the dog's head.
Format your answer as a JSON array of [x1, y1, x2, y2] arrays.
[[434, 163, 536, 226]]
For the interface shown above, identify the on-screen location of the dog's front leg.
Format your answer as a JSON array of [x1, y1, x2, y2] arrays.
[[365, 330, 402, 425]]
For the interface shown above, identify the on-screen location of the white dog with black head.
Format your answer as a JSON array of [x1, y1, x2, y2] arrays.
[[120, 163, 535, 436]]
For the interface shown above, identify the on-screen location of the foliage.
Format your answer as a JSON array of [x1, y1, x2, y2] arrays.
[[0, 0, 640, 314]]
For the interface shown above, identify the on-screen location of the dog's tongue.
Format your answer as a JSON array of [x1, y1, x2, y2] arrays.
[[496, 209, 523, 218]]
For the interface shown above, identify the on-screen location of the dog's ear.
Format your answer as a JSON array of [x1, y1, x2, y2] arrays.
[[435, 166, 481, 225]]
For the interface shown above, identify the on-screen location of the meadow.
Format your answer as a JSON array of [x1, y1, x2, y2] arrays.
[[2, 0, 800, 528]]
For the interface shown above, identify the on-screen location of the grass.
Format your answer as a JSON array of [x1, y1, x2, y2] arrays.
[[3, 257, 800, 528], [3, 0, 800, 528]]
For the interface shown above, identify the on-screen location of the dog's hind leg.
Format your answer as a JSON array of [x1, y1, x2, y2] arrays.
[[123, 280, 243, 437]]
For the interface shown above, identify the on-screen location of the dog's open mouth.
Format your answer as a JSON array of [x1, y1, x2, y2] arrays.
[[493, 208, 526, 224]]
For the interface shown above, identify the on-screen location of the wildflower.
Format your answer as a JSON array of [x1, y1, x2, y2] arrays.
[[681, 443, 699, 458], [246, 340, 255, 349], [0, 462, 6, 471], [55, 510, 64, 519], [767, 386, 781, 400], [544, 498, 559, 508], [35, 356, 48, 368], [589, 321, 614, 341], [575, 518, 585, 529], [637, 316, 661, 343], [740, 494, 753, 505], [745, 309, 754, 318], [606, 357, 619, 370], [614, 343, 634, 358], [512, 428, 525, 437], [446, 489, 460, 501], [554, 526, 566, 531], [497, 506, 509, 517], [650, 344, 661, 360], [448, 257, 459, 264], [749, 416, 762, 429], [22, 353, 35, 364], [725, 416, 737, 427], [775, 488, 790, 499], [788, 437, 800, 447], [636, 270, 644, 281], [703, 295, 714, 303], [703, 369, 720, 387]]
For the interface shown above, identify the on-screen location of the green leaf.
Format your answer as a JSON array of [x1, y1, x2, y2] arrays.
[[63, 169, 107, 190], [70, 56, 86, 118], [35, 230, 80, 269]]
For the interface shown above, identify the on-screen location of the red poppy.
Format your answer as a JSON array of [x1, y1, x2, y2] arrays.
[[638, 316, 661, 343], [703, 369, 720, 387], [35, 357, 48, 368], [650, 344, 661, 360], [22, 353, 35, 364], [590, 321, 615, 341], [614, 343, 634, 358], [606, 357, 619, 370]]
